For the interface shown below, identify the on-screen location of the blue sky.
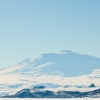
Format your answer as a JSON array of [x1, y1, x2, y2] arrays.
[[0, 0, 100, 69]]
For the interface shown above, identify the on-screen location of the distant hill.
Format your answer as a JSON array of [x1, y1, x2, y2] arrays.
[[3, 87, 100, 98]]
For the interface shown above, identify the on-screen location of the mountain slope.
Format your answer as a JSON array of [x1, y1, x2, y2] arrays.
[[1, 50, 100, 76]]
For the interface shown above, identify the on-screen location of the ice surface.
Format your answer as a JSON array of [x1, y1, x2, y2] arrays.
[[0, 98, 100, 100]]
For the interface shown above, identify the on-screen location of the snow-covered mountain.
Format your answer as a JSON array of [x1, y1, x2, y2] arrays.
[[0, 50, 100, 97]]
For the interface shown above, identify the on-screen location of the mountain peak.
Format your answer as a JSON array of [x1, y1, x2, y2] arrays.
[[61, 49, 73, 53]]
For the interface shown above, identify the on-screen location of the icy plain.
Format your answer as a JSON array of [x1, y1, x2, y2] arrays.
[[0, 98, 100, 100]]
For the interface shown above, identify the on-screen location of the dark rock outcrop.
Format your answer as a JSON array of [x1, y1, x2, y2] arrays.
[[2, 86, 100, 98]]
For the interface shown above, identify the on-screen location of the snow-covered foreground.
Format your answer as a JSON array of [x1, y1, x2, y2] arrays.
[[0, 98, 100, 100]]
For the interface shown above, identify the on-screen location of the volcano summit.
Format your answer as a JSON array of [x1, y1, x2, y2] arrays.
[[0, 50, 100, 97]]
